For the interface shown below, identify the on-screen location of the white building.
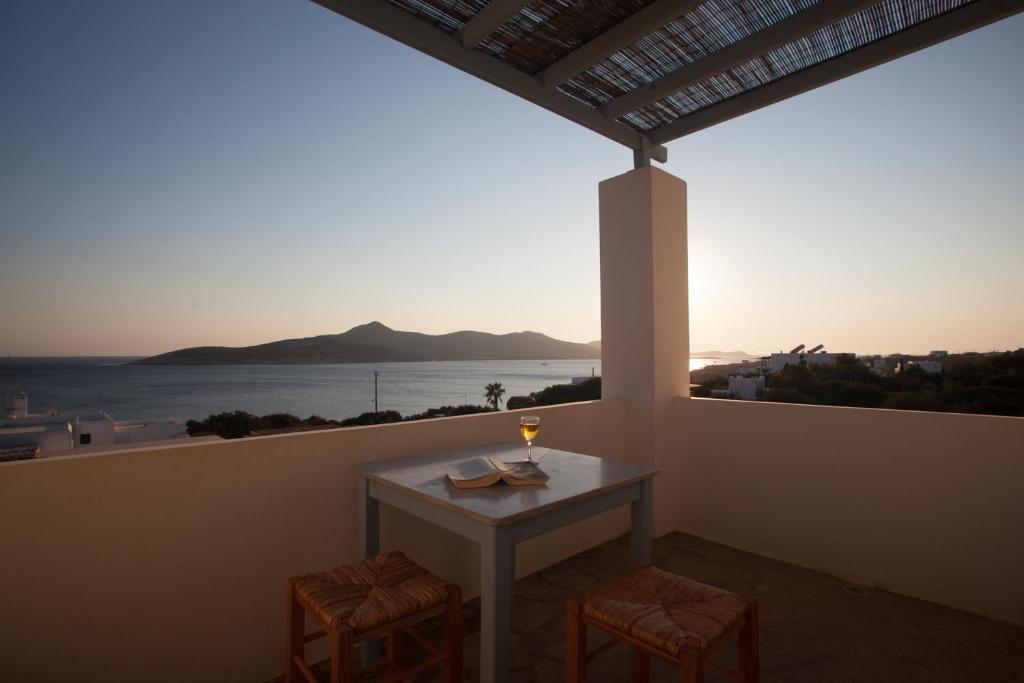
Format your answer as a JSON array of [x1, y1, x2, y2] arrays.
[[912, 360, 943, 374], [871, 358, 892, 376], [0, 423, 73, 453], [9, 390, 29, 418], [728, 375, 765, 401], [570, 370, 600, 385], [0, 392, 190, 459]]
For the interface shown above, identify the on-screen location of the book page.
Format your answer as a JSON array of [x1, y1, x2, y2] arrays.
[[448, 457, 501, 482], [490, 459, 548, 482]]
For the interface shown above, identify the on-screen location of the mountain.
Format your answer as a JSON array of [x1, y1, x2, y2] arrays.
[[132, 322, 600, 365]]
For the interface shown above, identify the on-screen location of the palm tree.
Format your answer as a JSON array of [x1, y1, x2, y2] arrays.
[[484, 382, 506, 411]]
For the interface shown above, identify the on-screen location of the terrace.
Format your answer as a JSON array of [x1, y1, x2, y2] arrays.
[[2, 1, 1023, 682], [4, 398, 1022, 681], [288, 533, 1024, 682]]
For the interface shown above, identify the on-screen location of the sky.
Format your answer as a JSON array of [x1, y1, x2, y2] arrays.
[[1, 0, 1021, 357]]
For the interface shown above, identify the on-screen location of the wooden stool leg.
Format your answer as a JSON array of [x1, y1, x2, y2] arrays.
[[388, 628, 406, 683], [285, 582, 304, 683], [679, 656, 703, 683], [633, 648, 651, 683], [330, 627, 355, 683], [566, 600, 587, 683], [444, 585, 463, 683], [739, 600, 759, 683]]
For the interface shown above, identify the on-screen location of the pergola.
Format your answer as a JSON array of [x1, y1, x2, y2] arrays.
[[308, 2, 1021, 682], [313, 0, 1022, 167]]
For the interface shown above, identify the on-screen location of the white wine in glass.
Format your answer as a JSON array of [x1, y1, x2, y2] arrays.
[[519, 416, 540, 462]]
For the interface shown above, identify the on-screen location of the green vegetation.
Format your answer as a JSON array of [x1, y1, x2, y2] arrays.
[[484, 382, 506, 410], [694, 350, 1024, 417], [183, 411, 305, 439], [185, 377, 608, 440], [186, 404, 494, 439], [506, 377, 601, 409], [186, 350, 1023, 441]]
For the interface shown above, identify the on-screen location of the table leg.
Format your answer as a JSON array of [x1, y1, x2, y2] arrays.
[[358, 478, 379, 559], [630, 478, 653, 566], [509, 544, 517, 604], [480, 525, 513, 683], [358, 478, 383, 664]]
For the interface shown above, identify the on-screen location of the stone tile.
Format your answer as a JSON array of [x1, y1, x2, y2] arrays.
[[277, 532, 1024, 682]]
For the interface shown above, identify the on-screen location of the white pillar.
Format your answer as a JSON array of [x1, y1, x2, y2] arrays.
[[599, 166, 689, 536]]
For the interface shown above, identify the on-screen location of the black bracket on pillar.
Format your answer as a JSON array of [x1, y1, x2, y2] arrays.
[[633, 137, 669, 169]]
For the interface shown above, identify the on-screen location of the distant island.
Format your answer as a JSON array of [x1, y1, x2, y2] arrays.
[[133, 322, 601, 365]]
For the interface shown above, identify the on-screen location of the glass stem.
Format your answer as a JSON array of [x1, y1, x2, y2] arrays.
[[528, 441, 533, 461]]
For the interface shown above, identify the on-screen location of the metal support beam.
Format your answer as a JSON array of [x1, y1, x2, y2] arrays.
[[312, 0, 667, 160], [632, 137, 667, 169], [457, 0, 531, 48], [647, 0, 1024, 143], [538, 0, 703, 88], [602, 0, 877, 119]]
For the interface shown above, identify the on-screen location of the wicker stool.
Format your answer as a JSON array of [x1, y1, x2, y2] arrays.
[[566, 566, 758, 682], [286, 551, 462, 683]]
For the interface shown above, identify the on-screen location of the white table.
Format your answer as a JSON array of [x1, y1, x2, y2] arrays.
[[353, 442, 657, 683]]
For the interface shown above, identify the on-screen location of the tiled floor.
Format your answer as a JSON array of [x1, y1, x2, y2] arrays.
[[295, 532, 1024, 682]]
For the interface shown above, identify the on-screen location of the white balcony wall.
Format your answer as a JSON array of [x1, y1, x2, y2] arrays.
[[0, 400, 627, 683], [675, 397, 1024, 626]]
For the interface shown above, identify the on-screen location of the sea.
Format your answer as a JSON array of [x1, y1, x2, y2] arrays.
[[4, 357, 725, 423]]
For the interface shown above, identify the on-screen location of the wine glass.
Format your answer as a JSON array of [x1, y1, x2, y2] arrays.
[[519, 416, 540, 462]]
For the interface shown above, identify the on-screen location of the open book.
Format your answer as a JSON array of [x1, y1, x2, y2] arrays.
[[447, 457, 549, 489]]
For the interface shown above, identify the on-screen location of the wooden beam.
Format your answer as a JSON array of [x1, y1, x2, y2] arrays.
[[602, 0, 877, 119], [538, 0, 704, 88], [647, 0, 1024, 144], [311, 0, 667, 160], [457, 0, 532, 48]]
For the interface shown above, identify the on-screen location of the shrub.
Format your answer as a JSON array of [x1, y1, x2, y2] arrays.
[[987, 375, 1024, 390], [340, 410, 403, 427], [186, 411, 264, 439], [760, 388, 808, 404], [404, 404, 493, 421], [506, 395, 537, 410], [261, 413, 304, 430]]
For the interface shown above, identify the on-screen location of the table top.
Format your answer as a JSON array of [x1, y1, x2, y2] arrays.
[[353, 442, 657, 526]]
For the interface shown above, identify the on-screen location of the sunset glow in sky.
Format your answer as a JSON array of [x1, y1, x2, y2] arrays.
[[1, 1, 1022, 357]]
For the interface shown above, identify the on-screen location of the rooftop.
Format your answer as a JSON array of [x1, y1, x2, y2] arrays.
[[0, 410, 110, 428], [282, 532, 1024, 682]]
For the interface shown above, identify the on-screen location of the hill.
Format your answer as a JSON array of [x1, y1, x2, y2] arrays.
[[133, 322, 600, 365]]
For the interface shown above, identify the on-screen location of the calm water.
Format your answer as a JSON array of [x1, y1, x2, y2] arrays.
[[4, 356, 724, 422]]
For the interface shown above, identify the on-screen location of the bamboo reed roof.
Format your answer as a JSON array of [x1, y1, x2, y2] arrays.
[[313, 0, 1022, 165]]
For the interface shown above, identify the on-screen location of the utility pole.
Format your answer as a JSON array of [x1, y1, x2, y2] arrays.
[[374, 371, 378, 414]]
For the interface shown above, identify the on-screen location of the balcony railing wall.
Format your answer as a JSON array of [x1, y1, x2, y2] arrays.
[[0, 399, 627, 683], [2, 394, 1021, 682], [674, 396, 1024, 627]]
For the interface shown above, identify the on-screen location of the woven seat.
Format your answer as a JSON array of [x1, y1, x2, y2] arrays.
[[286, 551, 462, 683], [292, 551, 451, 632], [583, 566, 749, 658], [567, 566, 758, 682]]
